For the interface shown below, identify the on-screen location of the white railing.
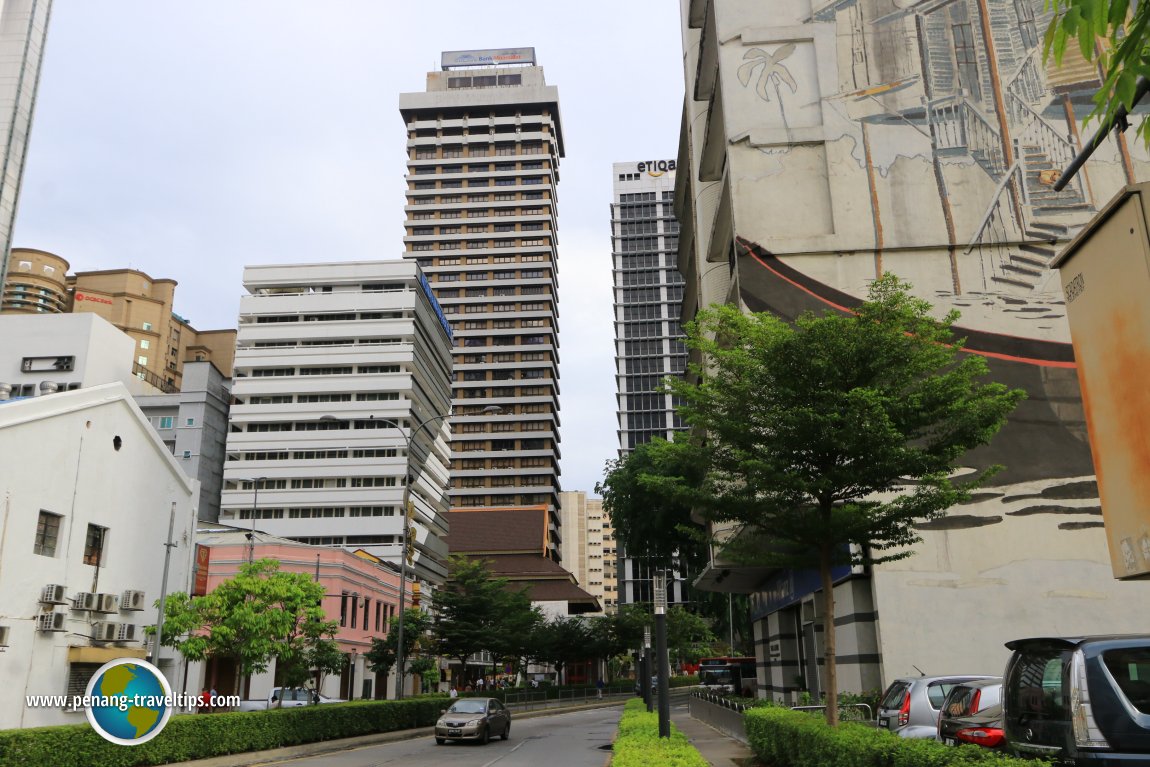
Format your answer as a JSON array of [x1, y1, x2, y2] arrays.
[[966, 162, 1025, 256], [1006, 50, 1045, 107], [1008, 92, 1085, 200]]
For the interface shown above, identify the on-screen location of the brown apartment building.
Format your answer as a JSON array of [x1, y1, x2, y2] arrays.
[[1, 249, 235, 391]]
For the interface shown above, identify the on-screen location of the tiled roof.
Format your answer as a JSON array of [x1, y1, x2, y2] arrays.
[[445, 509, 547, 554]]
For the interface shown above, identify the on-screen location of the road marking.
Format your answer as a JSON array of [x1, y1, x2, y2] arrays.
[[480, 738, 527, 767]]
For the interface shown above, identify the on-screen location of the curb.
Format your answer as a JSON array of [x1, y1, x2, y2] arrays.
[[171, 699, 630, 767]]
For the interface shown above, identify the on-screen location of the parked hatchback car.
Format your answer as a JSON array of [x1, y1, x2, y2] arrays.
[[1003, 635, 1150, 765], [953, 703, 1008, 752], [877, 675, 996, 738], [435, 697, 511, 745], [938, 678, 1003, 745]]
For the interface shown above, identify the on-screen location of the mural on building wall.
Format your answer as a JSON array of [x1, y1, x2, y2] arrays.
[[726, 0, 1148, 346]]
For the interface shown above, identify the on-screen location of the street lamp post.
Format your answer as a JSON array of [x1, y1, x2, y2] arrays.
[[242, 477, 265, 564], [643, 626, 652, 712], [381, 407, 499, 703], [654, 571, 670, 738]]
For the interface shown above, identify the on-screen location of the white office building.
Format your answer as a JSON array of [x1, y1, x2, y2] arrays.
[[398, 49, 565, 558], [220, 261, 455, 585]]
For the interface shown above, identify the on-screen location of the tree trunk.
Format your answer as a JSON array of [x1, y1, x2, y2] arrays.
[[819, 541, 839, 726]]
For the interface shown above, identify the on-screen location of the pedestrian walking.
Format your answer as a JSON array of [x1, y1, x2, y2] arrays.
[[596, 678, 605, 699]]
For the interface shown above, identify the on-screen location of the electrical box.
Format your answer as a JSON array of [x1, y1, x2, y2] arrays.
[[1052, 181, 1150, 579]]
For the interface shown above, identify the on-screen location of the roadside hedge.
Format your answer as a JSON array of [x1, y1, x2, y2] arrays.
[[745, 706, 1041, 767], [611, 698, 708, 767], [0, 697, 447, 767]]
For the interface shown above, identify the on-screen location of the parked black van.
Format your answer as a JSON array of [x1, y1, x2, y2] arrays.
[[1003, 636, 1150, 765]]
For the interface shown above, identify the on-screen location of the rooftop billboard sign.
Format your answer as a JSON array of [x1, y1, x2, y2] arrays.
[[442, 48, 535, 69]]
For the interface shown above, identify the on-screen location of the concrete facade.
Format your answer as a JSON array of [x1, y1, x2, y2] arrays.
[[610, 160, 693, 610], [676, 0, 1150, 702], [0, 383, 199, 729], [2, 255, 238, 393], [0, 0, 51, 294], [558, 490, 619, 613], [137, 361, 231, 522], [184, 531, 409, 702], [221, 260, 455, 586], [1, 247, 68, 313], [399, 57, 565, 558], [0, 312, 154, 397]]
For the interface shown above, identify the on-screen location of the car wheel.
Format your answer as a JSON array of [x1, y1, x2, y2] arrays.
[[435, 738, 445, 745], [481, 725, 490, 745], [501, 722, 510, 741]]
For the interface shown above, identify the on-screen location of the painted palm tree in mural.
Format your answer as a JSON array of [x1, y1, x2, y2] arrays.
[[738, 44, 798, 130]]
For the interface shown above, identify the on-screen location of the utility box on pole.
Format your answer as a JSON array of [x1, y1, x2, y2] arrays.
[[1053, 181, 1150, 580]]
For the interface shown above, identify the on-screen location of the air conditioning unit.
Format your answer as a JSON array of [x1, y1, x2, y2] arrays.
[[37, 612, 66, 632], [92, 622, 120, 642], [115, 623, 137, 643], [94, 593, 119, 614], [0, 625, 9, 648], [120, 590, 146, 611], [40, 584, 67, 605], [72, 592, 95, 611]]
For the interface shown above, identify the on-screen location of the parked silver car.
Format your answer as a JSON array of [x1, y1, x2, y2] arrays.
[[877, 675, 996, 738]]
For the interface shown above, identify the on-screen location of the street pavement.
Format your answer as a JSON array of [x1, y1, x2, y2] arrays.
[[198, 705, 621, 767]]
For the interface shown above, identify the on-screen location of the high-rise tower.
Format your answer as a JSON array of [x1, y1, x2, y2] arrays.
[[610, 159, 690, 607], [0, 0, 51, 294], [399, 48, 564, 559]]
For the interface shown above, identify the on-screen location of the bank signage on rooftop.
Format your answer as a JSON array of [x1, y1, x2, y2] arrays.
[[442, 48, 536, 69]]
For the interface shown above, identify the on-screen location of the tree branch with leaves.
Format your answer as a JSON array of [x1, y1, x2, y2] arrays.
[[658, 275, 1024, 724]]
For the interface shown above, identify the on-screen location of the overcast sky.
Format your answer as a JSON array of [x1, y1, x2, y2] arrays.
[[13, 1, 685, 497]]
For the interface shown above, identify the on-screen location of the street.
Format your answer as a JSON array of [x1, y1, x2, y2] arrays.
[[260, 704, 625, 767]]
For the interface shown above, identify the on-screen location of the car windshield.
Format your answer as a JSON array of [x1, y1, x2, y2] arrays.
[[943, 686, 979, 717], [701, 669, 732, 685], [448, 700, 487, 714], [1006, 649, 1065, 719], [1102, 647, 1150, 715], [880, 682, 909, 710]]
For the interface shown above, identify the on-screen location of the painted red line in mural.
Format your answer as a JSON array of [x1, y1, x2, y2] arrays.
[[741, 242, 1077, 370]]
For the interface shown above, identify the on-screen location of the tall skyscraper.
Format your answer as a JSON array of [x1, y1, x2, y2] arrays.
[[399, 48, 564, 560], [610, 159, 690, 607], [0, 0, 51, 294], [220, 261, 456, 585]]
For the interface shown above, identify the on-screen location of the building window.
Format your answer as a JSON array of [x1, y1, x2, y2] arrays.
[[137, 356, 148, 366], [33, 511, 62, 557], [142, 322, 153, 331], [140, 339, 151, 350], [83, 524, 107, 566], [159, 416, 174, 429], [186, 418, 195, 427]]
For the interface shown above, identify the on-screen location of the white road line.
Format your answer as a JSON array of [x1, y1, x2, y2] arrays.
[[480, 738, 527, 767]]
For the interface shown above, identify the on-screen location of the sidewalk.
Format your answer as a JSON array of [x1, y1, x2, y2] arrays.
[[672, 703, 755, 767]]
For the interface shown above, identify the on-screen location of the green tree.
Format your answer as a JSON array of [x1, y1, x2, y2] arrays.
[[365, 608, 433, 692], [1045, 0, 1150, 146], [434, 555, 535, 687], [597, 438, 708, 572], [157, 559, 339, 702], [660, 276, 1024, 725], [532, 616, 594, 685]]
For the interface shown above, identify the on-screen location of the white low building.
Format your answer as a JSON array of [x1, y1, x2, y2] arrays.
[[0, 383, 198, 729]]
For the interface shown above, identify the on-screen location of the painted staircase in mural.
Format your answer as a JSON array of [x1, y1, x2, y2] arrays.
[[927, 50, 1093, 291]]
